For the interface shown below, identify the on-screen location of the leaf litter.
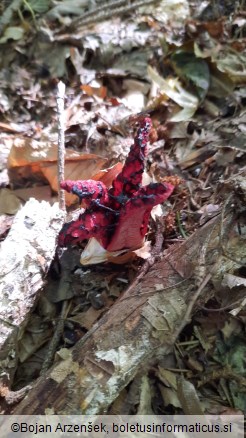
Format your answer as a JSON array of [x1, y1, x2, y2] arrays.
[[0, 0, 245, 416]]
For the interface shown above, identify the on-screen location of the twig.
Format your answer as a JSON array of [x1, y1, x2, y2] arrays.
[[172, 272, 212, 342], [219, 194, 246, 266], [58, 0, 158, 33], [170, 221, 218, 343], [22, 0, 38, 29], [57, 81, 66, 211], [200, 298, 244, 312], [40, 82, 67, 372], [176, 211, 188, 239], [40, 300, 69, 374]]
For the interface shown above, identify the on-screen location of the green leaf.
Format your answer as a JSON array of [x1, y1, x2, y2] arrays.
[[27, 0, 51, 13], [171, 51, 210, 100], [0, 26, 25, 43]]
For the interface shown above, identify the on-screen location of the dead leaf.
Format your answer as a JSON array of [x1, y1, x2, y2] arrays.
[[13, 185, 54, 203], [134, 241, 152, 259], [214, 148, 237, 167], [80, 238, 129, 265], [221, 273, 246, 289], [194, 41, 246, 84], [70, 307, 104, 331], [198, 204, 220, 225], [121, 79, 150, 113], [18, 314, 53, 363], [157, 367, 178, 389], [8, 137, 106, 169], [80, 236, 152, 265], [221, 318, 242, 340], [8, 137, 108, 205], [148, 66, 199, 121], [159, 384, 181, 408], [91, 162, 123, 187], [81, 84, 107, 99], [40, 156, 107, 205], [0, 122, 30, 133], [177, 377, 204, 415], [0, 188, 21, 214], [137, 375, 154, 414], [0, 214, 14, 237]]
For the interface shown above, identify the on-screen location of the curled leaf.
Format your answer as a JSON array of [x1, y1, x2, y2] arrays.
[[148, 66, 199, 121]]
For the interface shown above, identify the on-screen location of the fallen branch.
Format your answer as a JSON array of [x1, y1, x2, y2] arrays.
[[57, 0, 158, 33], [0, 199, 64, 392]]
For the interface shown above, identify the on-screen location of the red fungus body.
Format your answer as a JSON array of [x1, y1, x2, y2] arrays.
[[58, 117, 174, 252]]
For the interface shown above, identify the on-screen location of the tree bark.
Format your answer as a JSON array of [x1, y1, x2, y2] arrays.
[[0, 199, 64, 388]]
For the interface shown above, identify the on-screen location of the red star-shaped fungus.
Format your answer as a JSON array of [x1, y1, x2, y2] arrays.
[[58, 117, 174, 252]]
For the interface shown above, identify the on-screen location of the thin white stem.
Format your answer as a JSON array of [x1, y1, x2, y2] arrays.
[[57, 81, 66, 211]]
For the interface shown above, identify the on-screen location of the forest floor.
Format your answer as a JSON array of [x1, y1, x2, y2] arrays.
[[0, 0, 245, 417]]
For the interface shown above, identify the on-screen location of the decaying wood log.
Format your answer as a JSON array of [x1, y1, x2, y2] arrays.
[[0, 199, 64, 387], [14, 172, 246, 415]]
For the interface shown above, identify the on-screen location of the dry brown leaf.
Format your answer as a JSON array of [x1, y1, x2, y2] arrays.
[[201, 20, 225, 38], [178, 145, 214, 169], [107, 251, 138, 264], [0, 122, 30, 133], [8, 138, 57, 167], [70, 307, 104, 331], [159, 385, 181, 409], [177, 377, 204, 415], [157, 367, 178, 389], [137, 375, 154, 415], [80, 84, 107, 99], [7, 137, 108, 205], [92, 162, 123, 187], [40, 156, 107, 206], [13, 186, 53, 203], [8, 137, 107, 170]]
